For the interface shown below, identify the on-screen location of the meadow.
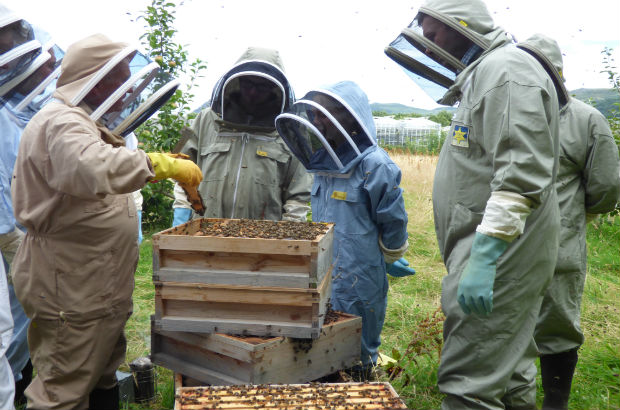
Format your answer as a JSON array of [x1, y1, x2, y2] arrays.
[[124, 152, 620, 410]]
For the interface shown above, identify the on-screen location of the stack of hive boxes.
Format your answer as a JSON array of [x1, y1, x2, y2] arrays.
[[150, 218, 362, 385]]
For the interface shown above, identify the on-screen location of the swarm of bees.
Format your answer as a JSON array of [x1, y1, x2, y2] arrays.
[[176, 382, 408, 410]]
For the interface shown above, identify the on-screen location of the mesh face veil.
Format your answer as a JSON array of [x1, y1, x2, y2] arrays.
[[74, 47, 180, 136], [0, 8, 42, 93], [385, 12, 484, 103], [0, 40, 64, 111], [275, 90, 375, 172]]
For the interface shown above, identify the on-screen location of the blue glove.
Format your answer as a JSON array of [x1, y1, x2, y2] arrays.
[[386, 257, 416, 277], [172, 207, 192, 227], [137, 210, 143, 245], [457, 232, 509, 316]]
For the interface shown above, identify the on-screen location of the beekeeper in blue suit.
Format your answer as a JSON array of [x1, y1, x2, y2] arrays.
[[276, 80, 414, 376]]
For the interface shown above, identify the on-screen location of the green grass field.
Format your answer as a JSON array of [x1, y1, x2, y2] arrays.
[[124, 153, 620, 410]]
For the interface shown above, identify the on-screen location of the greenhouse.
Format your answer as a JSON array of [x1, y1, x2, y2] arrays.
[[374, 116, 443, 150]]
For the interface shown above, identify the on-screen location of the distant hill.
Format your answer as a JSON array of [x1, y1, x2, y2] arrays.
[[370, 103, 455, 116], [371, 88, 619, 118], [569, 88, 619, 118]]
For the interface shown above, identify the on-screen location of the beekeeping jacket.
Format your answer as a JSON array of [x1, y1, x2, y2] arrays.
[[173, 47, 311, 221], [398, 1, 562, 409], [517, 35, 620, 356], [10, 34, 154, 325]]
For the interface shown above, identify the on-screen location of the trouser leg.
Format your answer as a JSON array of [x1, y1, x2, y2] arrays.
[[540, 348, 578, 410], [25, 313, 129, 410], [331, 291, 387, 367], [438, 265, 548, 410], [501, 338, 538, 410]]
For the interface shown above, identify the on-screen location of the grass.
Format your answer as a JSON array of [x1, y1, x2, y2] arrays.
[[124, 152, 620, 410]]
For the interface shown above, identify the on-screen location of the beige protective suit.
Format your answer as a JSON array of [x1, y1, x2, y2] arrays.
[[11, 34, 155, 409]]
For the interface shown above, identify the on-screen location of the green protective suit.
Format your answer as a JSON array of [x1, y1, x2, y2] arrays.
[[421, 1, 561, 409], [173, 48, 311, 221], [518, 36, 620, 355]]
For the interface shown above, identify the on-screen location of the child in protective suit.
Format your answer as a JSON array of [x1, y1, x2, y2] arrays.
[[275, 80, 415, 376]]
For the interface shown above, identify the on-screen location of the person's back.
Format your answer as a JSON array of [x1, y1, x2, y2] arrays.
[[172, 47, 311, 224]]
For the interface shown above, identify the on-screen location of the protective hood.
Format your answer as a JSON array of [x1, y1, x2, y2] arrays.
[[0, 6, 42, 92], [209, 47, 294, 129], [0, 26, 64, 113], [275, 80, 376, 174], [385, 0, 510, 104], [517, 34, 569, 108], [54, 33, 179, 136]]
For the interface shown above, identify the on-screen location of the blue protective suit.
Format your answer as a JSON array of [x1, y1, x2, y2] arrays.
[[307, 82, 409, 366]]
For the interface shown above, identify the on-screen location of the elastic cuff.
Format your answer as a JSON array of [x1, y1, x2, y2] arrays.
[[379, 237, 408, 264]]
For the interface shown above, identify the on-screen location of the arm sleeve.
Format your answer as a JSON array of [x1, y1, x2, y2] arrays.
[[583, 116, 620, 214], [172, 182, 192, 209], [476, 190, 532, 242], [364, 157, 409, 251], [281, 156, 312, 222], [46, 113, 154, 198]]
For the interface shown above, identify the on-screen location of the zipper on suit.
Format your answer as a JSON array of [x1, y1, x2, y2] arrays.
[[231, 133, 249, 218]]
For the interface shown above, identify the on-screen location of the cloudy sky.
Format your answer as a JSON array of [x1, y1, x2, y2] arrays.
[[3, 0, 619, 110]]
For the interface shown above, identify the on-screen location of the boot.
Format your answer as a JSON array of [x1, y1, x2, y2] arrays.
[[88, 384, 119, 410], [540, 348, 579, 410], [14, 359, 33, 408]]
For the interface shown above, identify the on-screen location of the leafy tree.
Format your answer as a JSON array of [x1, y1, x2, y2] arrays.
[[428, 110, 453, 127], [600, 47, 620, 217], [132, 0, 207, 230]]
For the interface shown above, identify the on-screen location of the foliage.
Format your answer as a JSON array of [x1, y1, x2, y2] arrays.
[[384, 307, 444, 387], [372, 110, 389, 117], [393, 112, 423, 120], [132, 0, 207, 230], [600, 47, 620, 216], [428, 110, 452, 127]]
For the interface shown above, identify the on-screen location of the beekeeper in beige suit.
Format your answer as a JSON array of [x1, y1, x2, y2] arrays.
[[10, 34, 202, 410]]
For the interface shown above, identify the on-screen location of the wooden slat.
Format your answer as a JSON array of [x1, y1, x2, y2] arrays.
[[155, 267, 312, 288], [155, 234, 314, 255], [156, 281, 319, 306], [156, 317, 319, 339]]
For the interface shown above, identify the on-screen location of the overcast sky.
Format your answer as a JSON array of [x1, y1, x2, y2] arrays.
[[2, 0, 619, 110]]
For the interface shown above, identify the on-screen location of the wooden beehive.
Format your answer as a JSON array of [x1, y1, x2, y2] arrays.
[[174, 382, 408, 410], [152, 219, 334, 339], [152, 312, 362, 386]]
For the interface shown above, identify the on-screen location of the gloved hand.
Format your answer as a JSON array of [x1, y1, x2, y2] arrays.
[[146, 153, 202, 186], [386, 257, 416, 277], [172, 207, 192, 227], [137, 210, 143, 244], [457, 232, 509, 316]]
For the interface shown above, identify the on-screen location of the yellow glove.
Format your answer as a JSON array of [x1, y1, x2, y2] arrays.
[[146, 153, 203, 186]]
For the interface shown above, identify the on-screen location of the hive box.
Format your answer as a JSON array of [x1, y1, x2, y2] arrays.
[[173, 381, 408, 410], [151, 312, 362, 386], [152, 218, 334, 339]]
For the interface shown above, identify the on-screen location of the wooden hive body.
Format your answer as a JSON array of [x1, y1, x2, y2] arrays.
[[152, 312, 362, 386], [152, 219, 334, 339]]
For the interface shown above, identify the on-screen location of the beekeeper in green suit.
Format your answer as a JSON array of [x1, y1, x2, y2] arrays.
[[516, 34, 620, 410], [172, 47, 311, 225], [385, 0, 561, 409]]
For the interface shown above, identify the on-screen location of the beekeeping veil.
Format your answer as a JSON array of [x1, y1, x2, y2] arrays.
[[275, 81, 376, 173], [55, 34, 179, 137], [384, 0, 501, 104], [0, 27, 64, 112], [0, 6, 42, 92]]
